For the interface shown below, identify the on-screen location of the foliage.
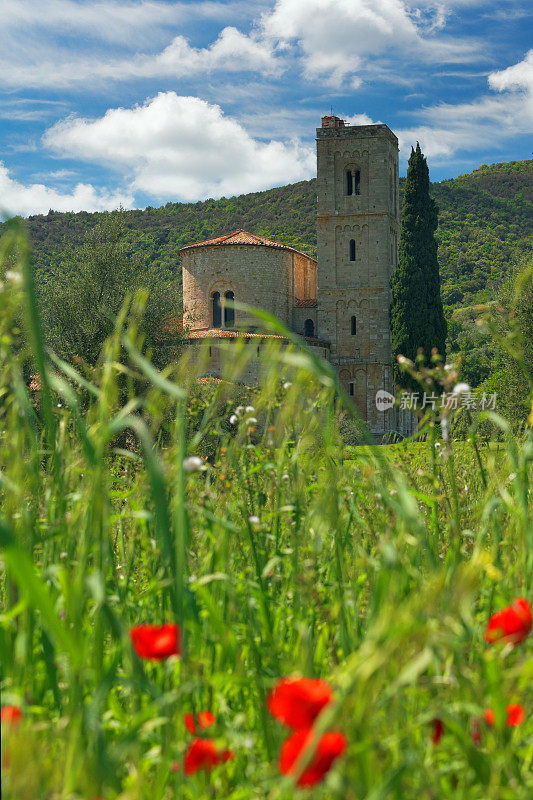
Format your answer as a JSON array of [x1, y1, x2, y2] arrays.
[[2, 160, 531, 314], [38, 209, 182, 369], [391, 143, 447, 388], [1, 225, 532, 799]]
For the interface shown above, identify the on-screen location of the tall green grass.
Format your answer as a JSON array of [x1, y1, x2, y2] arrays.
[[1, 222, 531, 799]]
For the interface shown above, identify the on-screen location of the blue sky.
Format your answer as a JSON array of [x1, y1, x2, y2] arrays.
[[1, 0, 532, 217]]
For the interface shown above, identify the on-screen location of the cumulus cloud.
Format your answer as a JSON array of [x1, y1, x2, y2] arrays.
[[397, 50, 533, 158], [0, 163, 132, 219], [261, 0, 481, 86], [44, 93, 316, 201]]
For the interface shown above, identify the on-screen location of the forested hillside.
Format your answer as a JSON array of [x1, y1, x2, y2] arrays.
[[8, 158, 532, 309]]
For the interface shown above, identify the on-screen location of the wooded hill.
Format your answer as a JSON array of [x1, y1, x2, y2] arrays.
[[9, 158, 533, 309]]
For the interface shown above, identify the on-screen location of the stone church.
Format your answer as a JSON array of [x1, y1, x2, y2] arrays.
[[180, 115, 402, 438]]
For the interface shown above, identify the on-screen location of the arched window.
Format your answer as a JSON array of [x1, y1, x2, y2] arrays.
[[351, 315, 357, 335], [349, 239, 356, 261], [346, 170, 353, 196], [304, 319, 315, 337], [212, 291, 221, 328], [224, 290, 234, 327], [349, 382, 355, 396]]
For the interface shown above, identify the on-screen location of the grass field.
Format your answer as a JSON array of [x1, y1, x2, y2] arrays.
[[1, 224, 532, 799]]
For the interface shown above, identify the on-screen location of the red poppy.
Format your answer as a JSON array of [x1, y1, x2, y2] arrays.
[[1, 706, 22, 729], [170, 761, 181, 773], [267, 677, 332, 730], [184, 711, 216, 734], [484, 598, 532, 645], [483, 704, 525, 728], [471, 718, 482, 745], [129, 623, 181, 660], [184, 738, 234, 775], [431, 718, 444, 745], [279, 729, 347, 787]]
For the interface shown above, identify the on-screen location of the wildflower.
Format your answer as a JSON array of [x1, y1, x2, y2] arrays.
[[183, 456, 203, 473], [397, 355, 414, 367], [1, 706, 22, 729], [484, 598, 532, 645], [129, 623, 181, 660], [267, 677, 332, 730], [248, 515, 260, 525], [431, 718, 444, 745], [170, 761, 181, 773], [283, 382, 292, 389], [184, 738, 233, 775], [483, 704, 525, 728], [229, 414, 238, 425], [184, 711, 216, 734], [279, 729, 346, 787], [471, 718, 482, 745], [235, 406, 244, 415], [5, 270, 22, 286], [452, 382, 470, 396], [245, 406, 255, 413], [246, 417, 257, 426]]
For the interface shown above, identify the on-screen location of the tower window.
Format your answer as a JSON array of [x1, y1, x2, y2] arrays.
[[351, 315, 357, 336], [346, 170, 353, 196], [224, 290, 235, 327], [304, 319, 315, 337], [212, 291, 221, 328], [346, 169, 361, 196], [349, 382, 354, 396], [349, 239, 356, 261]]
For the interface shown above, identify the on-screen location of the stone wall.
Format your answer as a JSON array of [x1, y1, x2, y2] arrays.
[[182, 244, 316, 332]]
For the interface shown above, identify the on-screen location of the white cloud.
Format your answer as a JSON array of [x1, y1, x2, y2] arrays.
[[0, 25, 279, 90], [0, 162, 132, 219], [0, 0, 234, 44], [261, 0, 481, 86], [397, 50, 533, 159], [43, 93, 315, 202]]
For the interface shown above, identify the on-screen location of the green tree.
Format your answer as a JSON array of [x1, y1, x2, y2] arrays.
[[39, 210, 182, 368], [391, 143, 447, 388]]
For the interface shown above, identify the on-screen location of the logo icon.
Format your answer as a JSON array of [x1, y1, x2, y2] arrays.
[[375, 390, 395, 411]]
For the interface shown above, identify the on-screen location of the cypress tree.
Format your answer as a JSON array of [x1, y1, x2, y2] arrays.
[[391, 143, 447, 388]]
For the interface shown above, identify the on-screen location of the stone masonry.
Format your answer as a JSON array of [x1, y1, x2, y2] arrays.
[[316, 118, 400, 437]]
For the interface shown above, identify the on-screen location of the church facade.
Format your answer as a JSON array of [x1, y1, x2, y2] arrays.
[[180, 116, 403, 438]]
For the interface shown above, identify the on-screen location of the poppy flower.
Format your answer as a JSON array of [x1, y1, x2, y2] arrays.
[[484, 598, 532, 645], [483, 704, 525, 728], [267, 677, 332, 730], [184, 711, 216, 734], [129, 623, 181, 660], [184, 738, 234, 775], [431, 718, 444, 745], [279, 729, 347, 787], [1, 706, 22, 729]]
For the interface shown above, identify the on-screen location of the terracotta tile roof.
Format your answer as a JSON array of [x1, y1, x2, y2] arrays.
[[186, 328, 330, 347], [295, 298, 318, 308], [179, 230, 316, 261], [187, 328, 286, 340]]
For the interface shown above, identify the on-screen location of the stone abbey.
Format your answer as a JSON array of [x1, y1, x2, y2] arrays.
[[181, 116, 402, 439]]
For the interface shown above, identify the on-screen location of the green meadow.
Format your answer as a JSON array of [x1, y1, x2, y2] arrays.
[[1, 225, 531, 799]]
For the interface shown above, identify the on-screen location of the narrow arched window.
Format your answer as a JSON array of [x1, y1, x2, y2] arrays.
[[349, 239, 356, 261], [212, 291, 221, 328], [346, 170, 353, 196], [349, 382, 355, 396], [224, 290, 234, 327], [304, 319, 314, 337], [353, 170, 360, 195], [351, 315, 357, 335]]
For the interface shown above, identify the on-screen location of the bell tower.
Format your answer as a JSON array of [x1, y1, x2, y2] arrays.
[[316, 116, 400, 438]]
